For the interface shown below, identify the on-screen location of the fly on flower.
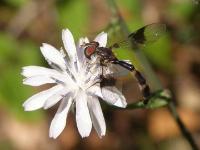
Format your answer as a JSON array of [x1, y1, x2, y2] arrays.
[[21, 29, 127, 139], [82, 23, 166, 104]]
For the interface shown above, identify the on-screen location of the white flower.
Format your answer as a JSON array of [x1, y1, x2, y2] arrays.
[[22, 29, 127, 139]]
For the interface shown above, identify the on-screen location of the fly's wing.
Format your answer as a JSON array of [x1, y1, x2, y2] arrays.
[[128, 23, 166, 46], [103, 61, 131, 78], [105, 23, 130, 49], [108, 61, 132, 93], [101, 61, 131, 93], [100, 74, 124, 95], [107, 23, 166, 50]]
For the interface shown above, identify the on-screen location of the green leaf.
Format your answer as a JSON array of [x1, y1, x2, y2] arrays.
[[116, 0, 143, 28], [117, 0, 141, 14], [56, 0, 89, 39], [0, 66, 44, 121], [143, 33, 172, 71], [4, 0, 27, 7], [0, 33, 43, 120], [126, 90, 170, 109], [167, 1, 194, 21], [0, 33, 17, 64], [128, 89, 171, 109]]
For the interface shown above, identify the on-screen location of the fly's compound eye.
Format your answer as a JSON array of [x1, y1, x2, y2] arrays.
[[84, 46, 96, 59]]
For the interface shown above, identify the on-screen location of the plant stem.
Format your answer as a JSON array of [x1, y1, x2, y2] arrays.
[[168, 102, 199, 150], [106, 0, 199, 149]]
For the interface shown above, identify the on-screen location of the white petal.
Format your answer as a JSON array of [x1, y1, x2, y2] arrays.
[[87, 84, 103, 98], [76, 37, 90, 71], [49, 98, 72, 139], [77, 38, 85, 57], [114, 99, 127, 108], [40, 43, 66, 70], [84, 66, 101, 89], [101, 86, 127, 108], [23, 76, 55, 86], [44, 94, 62, 110], [62, 29, 76, 62], [77, 38, 87, 64], [79, 37, 89, 45], [21, 66, 58, 78], [76, 91, 92, 137], [84, 37, 89, 43], [87, 96, 106, 137], [59, 48, 66, 58], [94, 32, 107, 47], [23, 85, 63, 111], [43, 88, 71, 109], [22, 66, 73, 86]]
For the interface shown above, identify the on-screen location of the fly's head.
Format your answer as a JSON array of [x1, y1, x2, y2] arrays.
[[83, 41, 118, 68], [83, 41, 99, 59]]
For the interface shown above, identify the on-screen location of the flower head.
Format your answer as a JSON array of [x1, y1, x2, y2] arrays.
[[22, 29, 127, 138]]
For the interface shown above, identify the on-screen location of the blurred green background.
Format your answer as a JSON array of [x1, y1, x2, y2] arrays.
[[0, 0, 199, 149]]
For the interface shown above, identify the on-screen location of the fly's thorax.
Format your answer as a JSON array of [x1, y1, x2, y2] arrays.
[[96, 47, 117, 63]]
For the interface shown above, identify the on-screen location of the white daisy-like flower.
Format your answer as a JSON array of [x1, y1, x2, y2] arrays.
[[22, 29, 127, 139]]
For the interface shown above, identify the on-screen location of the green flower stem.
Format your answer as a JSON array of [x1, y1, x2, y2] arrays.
[[107, 89, 170, 110], [106, 0, 198, 149]]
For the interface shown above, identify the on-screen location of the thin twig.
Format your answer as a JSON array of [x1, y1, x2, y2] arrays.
[[7, 0, 38, 37], [7, 0, 56, 38], [169, 102, 199, 150], [106, 0, 199, 149]]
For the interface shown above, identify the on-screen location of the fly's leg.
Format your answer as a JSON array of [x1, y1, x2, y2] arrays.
[[99, 60, 105, 91], [87, 60, 106, 90], [85, 56, 101, 75]]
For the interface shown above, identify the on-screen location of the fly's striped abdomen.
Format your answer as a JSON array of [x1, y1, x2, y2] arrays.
[[113, 60, 151, 104], [131, 70, 150, 104]]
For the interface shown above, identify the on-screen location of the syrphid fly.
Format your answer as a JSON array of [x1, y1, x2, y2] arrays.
[[83, 23, 166, 104]]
